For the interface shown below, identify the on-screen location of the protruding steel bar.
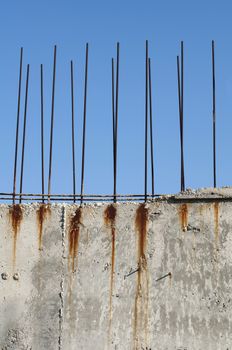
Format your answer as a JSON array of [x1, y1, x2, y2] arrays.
[[148, 58, 155, 197], [48, 45, 57, 202], [111, 58, 116, 202], [177, 56, 183, 192], [70, 60, 76, 203], [80, 43, 89, 205], [177, 42, 185, 192], [144, 40, 149, 202], [212, 40, 216, 188], [40, 64, 45, 203], [19, 64, 30, 203], [180, 41, 185, 191], [13, 47, 23, 204], [156, 272, 172, 282], [114, 43, 120, 203], [177, 56, 182, 189]]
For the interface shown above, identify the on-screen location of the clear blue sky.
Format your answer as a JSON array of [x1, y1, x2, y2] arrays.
[[0, 0, 231, 196]]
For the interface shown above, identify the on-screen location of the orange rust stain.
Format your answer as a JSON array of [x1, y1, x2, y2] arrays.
[[179, 203, 188, 231], [104, 204, 117, 343], [104, 204, 117, 281], [213, 202, 219, 243], [68, 207, 82, 273], [9, 204, 23, 267], [134, 203, 149, 349], [36, 204, 51, 251]]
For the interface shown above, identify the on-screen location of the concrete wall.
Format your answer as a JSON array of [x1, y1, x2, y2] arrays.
[[1, 189, 232, 349]]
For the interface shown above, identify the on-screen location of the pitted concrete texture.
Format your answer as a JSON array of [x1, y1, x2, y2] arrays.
[[0, 191, 232, 349]]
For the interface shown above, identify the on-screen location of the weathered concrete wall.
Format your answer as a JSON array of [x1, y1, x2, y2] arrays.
[[1, 189, 232, 349]]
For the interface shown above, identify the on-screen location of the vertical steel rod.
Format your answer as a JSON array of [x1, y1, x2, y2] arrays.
[[80, 43, 89, 205], [40, 64, 45, 203], [13, 47, 23, 204], [48, 45, 57, 202], [148, 58, 155, 197], [114, 43, 120, 203], [177, 56, 183, 192], [144, 40, 148, 202], [19, 64, 30, 203], [212, 40, 216, 188], [180, 41, 185, 191], [70, 60, 76, 203], [112, 58, 116, 202]]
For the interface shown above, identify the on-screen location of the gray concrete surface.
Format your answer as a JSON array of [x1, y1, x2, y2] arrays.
[[1, 189, 232, 349]]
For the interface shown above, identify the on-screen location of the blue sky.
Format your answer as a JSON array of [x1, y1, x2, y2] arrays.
[[0, 0, 232, 197]]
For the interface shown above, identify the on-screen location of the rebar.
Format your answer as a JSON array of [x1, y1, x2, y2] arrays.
[[40, 64, 45, 203], [212, 40, 216, 188], [114, 43, 120, 203], [144, 40, 148, 202]]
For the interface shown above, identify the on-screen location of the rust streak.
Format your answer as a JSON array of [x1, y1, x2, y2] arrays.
[[179, 203, 188, 231], [9, 204, 23, 267], [36, 204, 51, 251], [68, 207, 82, 273], [134, 203, 149, 349], [104, 204, 117, 343], [213, 202, 219, 243]]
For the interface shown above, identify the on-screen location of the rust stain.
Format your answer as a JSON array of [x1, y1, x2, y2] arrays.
[[104, 204, 117, 344], [9, 204, 23, 267], [179, 203, 188, 231], [213, 202, 219, 261], [36, 204, 51, 251], [68, 207, 82, 273], [133, 203, 149, 349], [213, 202, 219, 244]]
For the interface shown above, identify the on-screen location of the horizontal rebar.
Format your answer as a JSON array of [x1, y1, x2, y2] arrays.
[[0, 192, 162, 198]]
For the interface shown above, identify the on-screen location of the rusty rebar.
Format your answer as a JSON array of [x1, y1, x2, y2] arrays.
[[177, 56, 182, 191], [19, 64, 30, 203], [144, 40, 149, 202], [114, 43, 120, 203], [212, 40, 216, 188], [70, 60, 76, 203], [156, 272, 172, 282], [80, 43, 89, 205], [13, 47, 23, 204], [112, 58, 115, 202], [40, 64, 45, 203], [148, 57, 155, 197], [180, 41, 185, 191], [48, 45, 57, 202], [177, 42, 185, 193]]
